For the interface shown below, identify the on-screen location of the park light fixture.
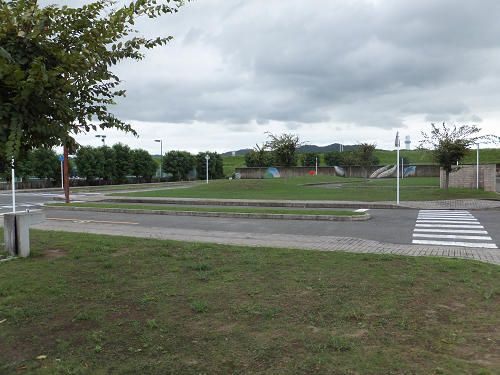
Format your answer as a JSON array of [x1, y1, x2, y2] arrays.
[[95, 134, 106, 145], [155, 140, 163, 178], [395, 131, 400, 205]]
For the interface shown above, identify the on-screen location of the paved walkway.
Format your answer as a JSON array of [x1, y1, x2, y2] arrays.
[[2, 191, 500, 265], [25, 219, 500, 266]]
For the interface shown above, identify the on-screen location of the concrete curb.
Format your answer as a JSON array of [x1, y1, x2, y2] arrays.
[[99, 196, 500, 211], [101, 197, 402, 210], [42, 205, 370, 221]]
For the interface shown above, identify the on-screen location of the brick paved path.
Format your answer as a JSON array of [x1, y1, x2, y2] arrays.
[[26, 218, 500, 266]]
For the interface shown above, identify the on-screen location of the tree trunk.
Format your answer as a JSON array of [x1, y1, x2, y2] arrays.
[[364, 168, 367, 183]]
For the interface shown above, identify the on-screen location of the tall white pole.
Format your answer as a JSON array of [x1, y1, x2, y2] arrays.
[[477, 143, 479, 189], [61, 160, 64, 189], [205, 154, 210, 184], [395, 132, 400, 205], [315, 158, 318, 175], [11, 157, 16, 213]]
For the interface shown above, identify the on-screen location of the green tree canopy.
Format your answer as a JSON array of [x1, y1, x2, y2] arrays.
[[30, 147, 60, 182], [99, 145, 116, 181], [195, 152, 224, 181], [356, 142, 376, 183], [162, 150, 195, 182], [74, 146, 103, 180], [419, 122, 499, 193], [244, 143, 274, 178], [131, 148, 158, 180], [300, 151, 320, 167], [112, 142, 132, 181], [0, 0, 185, 162], [323, 151, 343, 166], [264, 132, 306, 181]]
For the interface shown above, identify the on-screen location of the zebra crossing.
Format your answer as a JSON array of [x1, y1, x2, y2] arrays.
[[412, 210, 498, 249]]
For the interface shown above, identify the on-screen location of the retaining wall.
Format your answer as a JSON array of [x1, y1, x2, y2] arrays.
[[235, 165, 440, 179], [440, 164, 497, 191], [0, 177, 171, 190]]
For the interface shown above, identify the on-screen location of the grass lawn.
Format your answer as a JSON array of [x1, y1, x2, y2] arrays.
[[46, 203, 363, 216], [111, 176, 499, 201], [347, 177, 441, 187], [1, 229, 500, 374]]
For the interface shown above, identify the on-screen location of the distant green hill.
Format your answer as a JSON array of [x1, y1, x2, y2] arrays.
[[221, 143, 359, 156]]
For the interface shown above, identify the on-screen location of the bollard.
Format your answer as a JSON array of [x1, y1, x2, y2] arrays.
[[3, 210, 46, 257]]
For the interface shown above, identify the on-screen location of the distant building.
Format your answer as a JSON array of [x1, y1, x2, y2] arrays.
[[405, 136, 411, 150]]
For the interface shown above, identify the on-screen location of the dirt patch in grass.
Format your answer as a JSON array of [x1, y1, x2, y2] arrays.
[[40, 249, 66, 259]]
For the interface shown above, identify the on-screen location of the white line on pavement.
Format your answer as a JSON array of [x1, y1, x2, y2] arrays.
[[413, 233, 492, 241], [416, 224, 484, 229], [412, 240, 498, 249], [416, 220, 481, 224], [414, 228, 488, 234]]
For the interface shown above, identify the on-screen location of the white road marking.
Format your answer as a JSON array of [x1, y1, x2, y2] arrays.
[[412, 210, 497, 249], [416, 220, 481, 224], [412, 240, 498, 249], [416, 224, 484, 229], [413, 233, 492, 241], [354, 209, 369, 212], [414, 228, 488, 234]]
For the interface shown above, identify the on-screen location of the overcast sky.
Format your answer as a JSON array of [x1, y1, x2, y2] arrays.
[[42, 0, 500, 155]]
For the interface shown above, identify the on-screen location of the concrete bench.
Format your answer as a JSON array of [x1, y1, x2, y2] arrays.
[[4, 210, 46, 257]]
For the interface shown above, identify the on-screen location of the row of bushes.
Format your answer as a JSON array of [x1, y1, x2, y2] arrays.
[[244, 150, 395, 168], [2, 145, 226, 183]]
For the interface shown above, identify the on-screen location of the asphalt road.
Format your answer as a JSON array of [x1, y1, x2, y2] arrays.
[[1, 188, 499, 248], [29, 207, 500, 248]]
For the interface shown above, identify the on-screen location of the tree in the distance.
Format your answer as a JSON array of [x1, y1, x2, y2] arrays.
[[341, 150, 357, 178], [99, 146, 116, 181], [244, 143, 273, 178], [264, 132, 307, 182], [301, 151, 321, 167], [30, 147, 60, 184], [112, 143, 132, 181], [419, 123, 498, 193], [74, 146, 102, 180], [1, 0, 186, 163], [356, 143, 376, 183], [195, 152, 224, 181], [131, 149, 158, 181], [162, 151, 195, 182], [324, 151, 343, 167]]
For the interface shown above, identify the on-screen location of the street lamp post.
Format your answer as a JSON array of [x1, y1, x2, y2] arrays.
[[477, 143, 479, 189], [205, 154, 210, 184], [155, 140, 163, 178], [11, 157, 16, 213], [395, 132, 400, 205], [95, 135, 106, 145]]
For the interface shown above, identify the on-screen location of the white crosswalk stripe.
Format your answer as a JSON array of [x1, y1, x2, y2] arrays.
[[412, 210, 497, 249]]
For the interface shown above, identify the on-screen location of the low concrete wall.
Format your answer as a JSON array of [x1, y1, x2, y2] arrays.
[[0, 177, 172, 190], [235, 165, 440, 179], [440, 164, 497, 191]]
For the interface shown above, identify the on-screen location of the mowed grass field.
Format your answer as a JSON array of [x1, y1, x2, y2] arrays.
[[112, 176, 499, 201], [1, 229, 500, 374]]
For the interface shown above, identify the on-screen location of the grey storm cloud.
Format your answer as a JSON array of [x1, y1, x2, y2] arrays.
[[111, 0, 500, 131], [41, 0, 500, 139]]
